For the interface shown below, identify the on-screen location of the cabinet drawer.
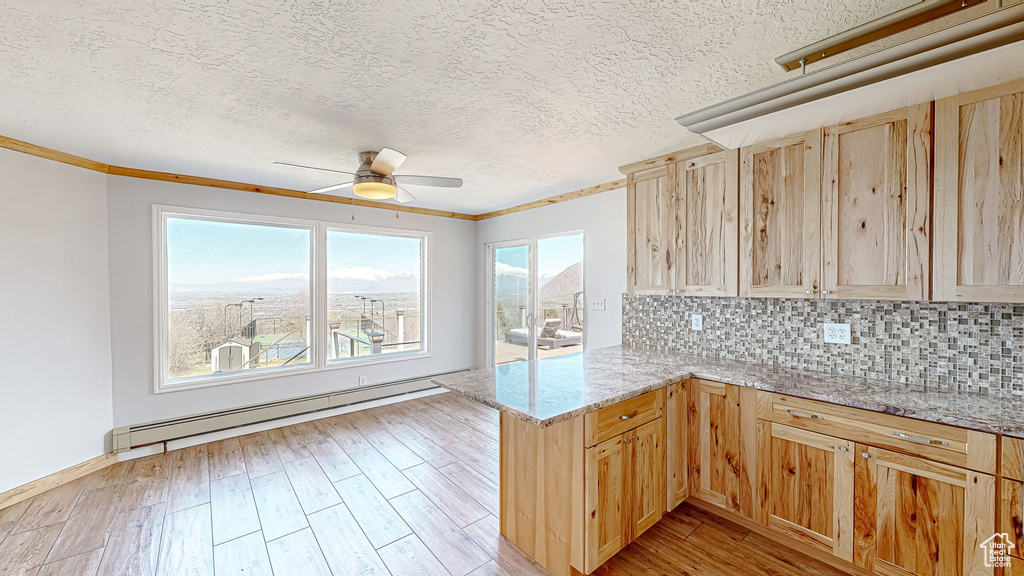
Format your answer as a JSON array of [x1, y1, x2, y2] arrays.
[[585, 389, 663, 448], [767, 394, 996, 474]]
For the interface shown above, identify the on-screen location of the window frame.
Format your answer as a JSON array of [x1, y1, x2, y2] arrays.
[[153, 205, 431, 394], [321, 223, 431, 371]]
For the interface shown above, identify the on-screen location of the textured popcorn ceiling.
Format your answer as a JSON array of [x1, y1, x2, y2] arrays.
[[0, 0, 914, 213]]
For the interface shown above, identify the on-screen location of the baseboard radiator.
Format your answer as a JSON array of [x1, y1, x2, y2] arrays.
[[112, 369, 467, 452]]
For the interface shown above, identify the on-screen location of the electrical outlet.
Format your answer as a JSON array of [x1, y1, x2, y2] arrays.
[[691, 314, 703, 331], [824, 323, 851, 344], [358, 375, 368, 387], [590, 298, 606, 311]]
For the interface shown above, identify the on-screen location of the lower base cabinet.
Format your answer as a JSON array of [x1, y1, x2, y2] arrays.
[[585, 417, 665, 573], [757, 422, 855, 561], [1002, 479, 1024, 571], [853, 444, 995, 576]]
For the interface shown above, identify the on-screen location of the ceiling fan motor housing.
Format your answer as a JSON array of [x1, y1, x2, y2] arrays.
[[352, 151, 398, 199]]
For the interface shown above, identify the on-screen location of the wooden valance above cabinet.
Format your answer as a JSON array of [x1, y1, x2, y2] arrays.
[[621, 76, 1024, 303]]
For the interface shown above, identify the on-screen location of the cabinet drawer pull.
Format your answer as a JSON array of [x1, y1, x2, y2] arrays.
[[620, 410, 639, 421], [892, 431, 949, 446], [788, 410, 823, 420]]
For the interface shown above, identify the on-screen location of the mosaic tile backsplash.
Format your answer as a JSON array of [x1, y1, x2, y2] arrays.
[[622, 295, 1024, 392]]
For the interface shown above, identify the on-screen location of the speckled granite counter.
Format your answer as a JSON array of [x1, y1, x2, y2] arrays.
[[433, 345, 1024, 436]]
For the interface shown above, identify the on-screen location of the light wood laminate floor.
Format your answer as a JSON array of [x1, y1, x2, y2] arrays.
[[0, 392, 851, 576]]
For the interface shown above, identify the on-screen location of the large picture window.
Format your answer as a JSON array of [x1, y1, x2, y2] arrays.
[[155, 207, 429, 391], [326, 229, 424, 362]]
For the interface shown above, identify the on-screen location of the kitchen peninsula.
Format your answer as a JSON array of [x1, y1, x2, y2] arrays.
[[434, 345, 1023, 576]]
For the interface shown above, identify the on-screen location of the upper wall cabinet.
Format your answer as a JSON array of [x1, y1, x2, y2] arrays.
[[624, 144, 739, 297], [821, 103, 932, 301], [627, 166, 672, 293], [935, 78, 1024, 303], [673, 150, 739, 297], [740, 131, 822, 298]]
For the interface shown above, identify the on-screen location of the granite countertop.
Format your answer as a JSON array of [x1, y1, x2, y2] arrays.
[[433, 345, 1024, 437]]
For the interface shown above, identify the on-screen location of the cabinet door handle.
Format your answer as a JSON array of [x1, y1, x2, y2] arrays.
[[839, 446, 849, 452], [861, 452, 871, 459], [822, 290, 833, 295], [892, 431, 949, 446], [788, 410, 823, 420], [620, 411, 639, 421], [805, 290, 815, 295]]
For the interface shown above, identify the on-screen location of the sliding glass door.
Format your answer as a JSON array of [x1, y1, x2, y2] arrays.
[[487, 232, 584, 367]]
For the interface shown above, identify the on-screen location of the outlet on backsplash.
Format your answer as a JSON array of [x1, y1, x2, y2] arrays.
[[823, 323, 851, 344], [691, 314, 703, 331]]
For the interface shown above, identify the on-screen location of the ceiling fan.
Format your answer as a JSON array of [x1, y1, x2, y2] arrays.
[[274, 148, 463, 204]]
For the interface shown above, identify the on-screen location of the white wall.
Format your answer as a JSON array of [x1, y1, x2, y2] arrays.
[[106, 176, 479, 427], [0, 148, 114, 492], [475, 189, 626, 367]]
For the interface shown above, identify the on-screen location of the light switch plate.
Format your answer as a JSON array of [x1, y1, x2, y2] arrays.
[[590, 298, 606, 311], [358, 375, 368, 387], [691, 314, 703, 331], [824, 323, 851, 344]]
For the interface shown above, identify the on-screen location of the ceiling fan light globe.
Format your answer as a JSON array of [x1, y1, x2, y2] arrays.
[[352, 181, 397, 200]]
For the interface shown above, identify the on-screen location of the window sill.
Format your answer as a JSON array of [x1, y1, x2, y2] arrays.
[[154, 350, 433, 393], [155, 364, 319, 394], [323, 350, 432, 371]]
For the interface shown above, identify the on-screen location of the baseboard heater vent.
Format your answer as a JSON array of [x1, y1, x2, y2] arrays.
[[112, 369, 468, 452]]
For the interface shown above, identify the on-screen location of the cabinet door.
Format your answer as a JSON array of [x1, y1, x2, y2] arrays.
[[854, 445, 994, 576], [627, 166, 674, 294], [629, 418, 665, 540], [585, 433, 628, 573], [821, 103, 931, 300], [760, 423, 855, 561], [935, 78, 1024, 303], [672, 150, 740, 296], [665, 380, 688, 511], [1001, 480, 1024, 563], [740, 131, 822, 298], [688, 379, 756, 517]]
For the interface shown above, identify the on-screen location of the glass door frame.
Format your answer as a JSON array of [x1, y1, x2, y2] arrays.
[[486, 238, 538, 367], [485, 230, 585, 367]]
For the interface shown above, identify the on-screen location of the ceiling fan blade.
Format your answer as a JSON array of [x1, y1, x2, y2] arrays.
[[394, 175, 463, 188], [396, 186, 415, 204], [274, 161, 356, 176], [308, 182, 354, 194], [370, 148, 407, 175]]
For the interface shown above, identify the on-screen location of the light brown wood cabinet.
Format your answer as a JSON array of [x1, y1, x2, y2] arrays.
[[756, 422, 855, 561], [739, 131, 822, 298], [821, 103, 932, 301], [934, 78, 1024, 303], [584, 417, 664, 573], [739, 103, 931, 301], [665, 380, 688, 510], [625, 145, 739, 296], [1003, 438, 1024, 570], [853, 445, 994, 576], [627, 166, 672, 293], [754, 392, 998, 574], [627, 77, 1024, 303], [1001, 479, 1024, 565], [687, 379, 757, 517]]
